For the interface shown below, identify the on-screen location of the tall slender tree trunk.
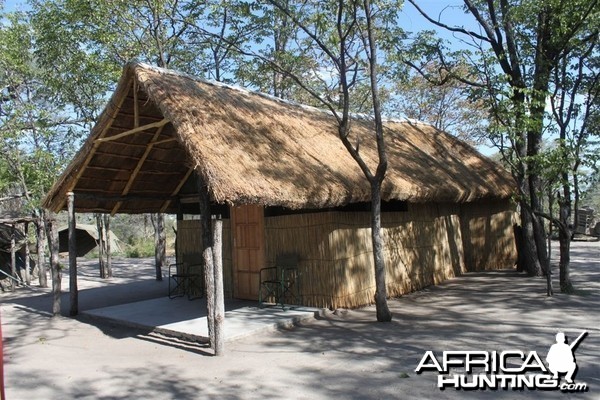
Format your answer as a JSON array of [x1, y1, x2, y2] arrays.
[[512, 90, 543, 277], [558, 179, 574, 293], [558, 227, 573, 293], [104, 214, 112, 278], [371, 181, 391, 322], [152, 213, 166, 281], [45, 214, 61, 316], [36, 213, 48, 288], [10, 232, 16, 291], [24, 222, 31, 285], [96, 213, 106, 278]]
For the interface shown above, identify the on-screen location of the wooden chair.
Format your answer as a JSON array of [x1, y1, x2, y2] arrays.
[[258, 253, 300, 309]]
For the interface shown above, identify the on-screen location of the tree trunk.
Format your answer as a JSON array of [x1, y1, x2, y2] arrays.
[[24, 222, 31, 285], [0, 305, 5, 400], [212, 216, 224, 356], [529, 175, 549, 276], [96, 213, 106, 278], [45, 214, 61, 316], [573, 173, 580, 239], [36, 213, 48, 288], [558, 185, 574, 293], [547, 190, 553, 261], [558, 225, 573, 293], [10, 232, 16, 291], [68, 192, 78, 316], [197, 176, 216, 351], [104, 214, 112, 278], [546, 190, 554, 296], [520, 207, 543, 276], [152, 213, 166, 281], [371, 181, 392, 322]]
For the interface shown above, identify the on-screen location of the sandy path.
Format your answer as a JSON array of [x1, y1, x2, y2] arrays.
[[1, 242, 598, 399]]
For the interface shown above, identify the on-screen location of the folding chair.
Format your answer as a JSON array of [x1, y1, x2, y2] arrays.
[[258, 253, 300, 309], [169, 262, 203, 300]]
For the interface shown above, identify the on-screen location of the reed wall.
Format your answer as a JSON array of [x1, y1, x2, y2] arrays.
[[264, 199, 517, 309], [175, 199, 517, 309], [176, 219, 234, 298]]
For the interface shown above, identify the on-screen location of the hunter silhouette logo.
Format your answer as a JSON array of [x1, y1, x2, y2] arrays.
[[546, 331, 587, 385], [415, 331, 589, 392]]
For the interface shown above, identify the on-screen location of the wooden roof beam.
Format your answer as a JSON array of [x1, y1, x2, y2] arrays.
[[95, 119, 169, 144], [133, 79, 139, 128], [59, 77, 134, 211], [111, 124, 168, 215], [74, 192, 177, 202], [159, 167, 195, 213]]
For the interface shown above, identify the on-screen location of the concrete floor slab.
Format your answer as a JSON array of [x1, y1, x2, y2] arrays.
[[82, 297, 321, 342]]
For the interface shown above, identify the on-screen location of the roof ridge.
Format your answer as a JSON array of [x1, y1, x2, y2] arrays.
[[130, 61, 433, 128]]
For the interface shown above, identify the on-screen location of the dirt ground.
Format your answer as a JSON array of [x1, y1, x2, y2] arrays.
[[1, 241, 599, 399]]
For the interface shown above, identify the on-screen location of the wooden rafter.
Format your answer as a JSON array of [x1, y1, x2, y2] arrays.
[[111, 124, 168, 215], [160, 167, 195, 213], [60, 77, 134, 210], [116, 111, 163, 121], [133, 79, 139, 128], [95, 119, 169, 144], [150, 137, 177, 147], [74, 193, 177, 202]]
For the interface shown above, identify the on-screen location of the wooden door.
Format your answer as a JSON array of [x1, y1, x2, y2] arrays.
[[231, 205, 265, 300]]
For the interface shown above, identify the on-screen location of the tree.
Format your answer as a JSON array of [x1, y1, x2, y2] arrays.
[[253, 0, 405, 321], [406, 0, 600, 290], [388, 62, 489, 145], [1, 9, 88, 287], [543, 32, 599, 293]]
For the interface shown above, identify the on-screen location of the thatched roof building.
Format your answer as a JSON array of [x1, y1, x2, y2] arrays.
[[43, 62, 514, 214], [43, 62, 518, 309]]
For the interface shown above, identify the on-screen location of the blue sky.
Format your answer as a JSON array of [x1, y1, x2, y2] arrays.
[[1, 0, 496, 155], [3, 0, 474, 30]]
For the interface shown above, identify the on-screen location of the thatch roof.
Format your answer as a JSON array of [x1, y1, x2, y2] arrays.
[[43, 62, 515, 214]]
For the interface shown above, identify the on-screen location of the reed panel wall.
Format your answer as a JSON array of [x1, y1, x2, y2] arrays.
[[175, 199, 517, 308], [176, 219, 233, 298], [264, 199, 517, 309], [459, 200, 518, 271]]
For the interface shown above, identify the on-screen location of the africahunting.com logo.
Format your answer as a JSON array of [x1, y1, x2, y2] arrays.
[[415, 331, 588, 392]]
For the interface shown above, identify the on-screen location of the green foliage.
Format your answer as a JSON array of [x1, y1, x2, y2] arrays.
[[0, 10, 82, 210], [125, 237, 156, 258], [386, 61, 490, 145]]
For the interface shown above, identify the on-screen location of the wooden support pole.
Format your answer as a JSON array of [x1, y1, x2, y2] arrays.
[[197, 175, 215, 348], [24, 222, 30, 285], [196, 174, 224, 355], [133, 79, 139, 128], [96, 214, 106, 278], [212, 216, 225, 356], [10, 231, 16, 291], [37, 214, 48, 288], [45, 214, 61, 316], [104, 214, 112, 278], [67, 192, 78, 316]]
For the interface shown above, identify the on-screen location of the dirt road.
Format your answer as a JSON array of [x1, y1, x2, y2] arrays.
[[1, 242, 598, 399]]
